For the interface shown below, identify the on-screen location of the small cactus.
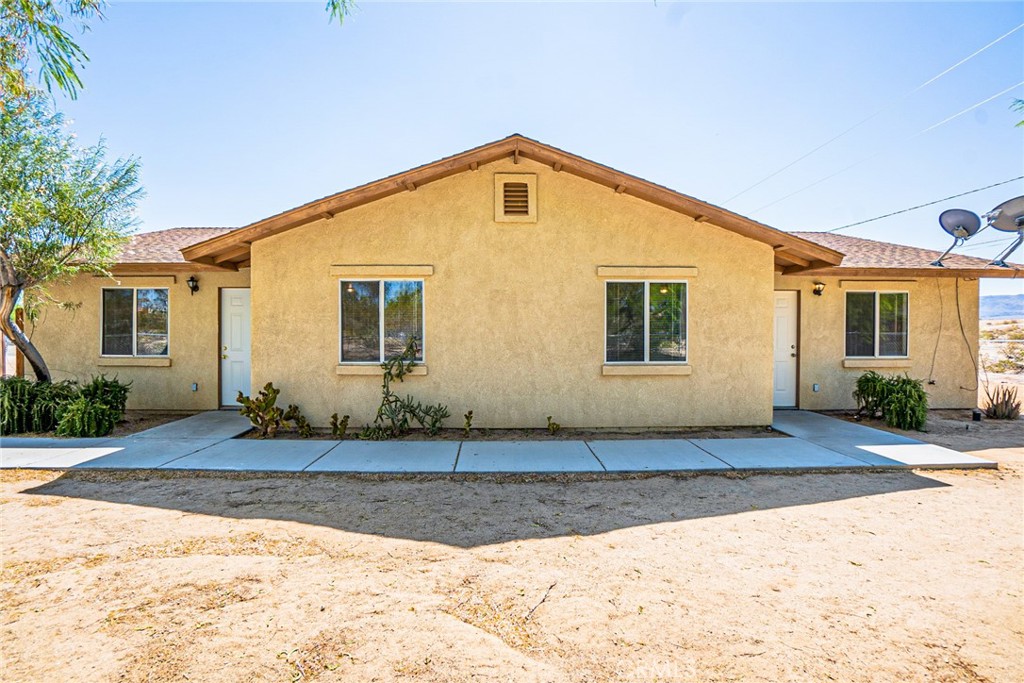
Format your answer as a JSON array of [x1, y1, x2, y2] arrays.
[[546, 416, 561, 434], [331, 413, 351, 439]]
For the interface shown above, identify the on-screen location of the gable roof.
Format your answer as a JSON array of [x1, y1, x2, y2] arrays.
[[790, 232, 1022, 278], [180, 134, 844, 272]]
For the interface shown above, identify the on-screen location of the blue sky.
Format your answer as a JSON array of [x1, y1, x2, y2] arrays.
[[52, 1, 1024, 294]]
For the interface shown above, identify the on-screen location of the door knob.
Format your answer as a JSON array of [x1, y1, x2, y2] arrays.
[[791, 353, 797, 358], [221, 354, 228, 360], [222, 345, 227, 351]]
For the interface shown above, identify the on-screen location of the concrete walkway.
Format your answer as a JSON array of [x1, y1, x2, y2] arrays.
[[0, 410, 996, 473]]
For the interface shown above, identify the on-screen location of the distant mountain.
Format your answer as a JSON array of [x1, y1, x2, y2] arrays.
[[980, 294, 1024, 320]]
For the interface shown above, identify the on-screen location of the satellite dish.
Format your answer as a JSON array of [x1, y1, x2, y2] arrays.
[[939, 209, 981, 238], [985, 195, 1024, 267], [931, 208, 982, 267]]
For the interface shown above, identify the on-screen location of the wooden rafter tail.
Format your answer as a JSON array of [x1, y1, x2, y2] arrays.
[[773, 250, 811, 268]]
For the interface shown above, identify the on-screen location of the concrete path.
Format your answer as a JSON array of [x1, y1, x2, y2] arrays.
[[0, 410, 997, 472], [128, 411, 251, 440], [770, 410, 995, 469]]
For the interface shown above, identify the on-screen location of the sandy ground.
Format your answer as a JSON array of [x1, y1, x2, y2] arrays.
[[980, 318, 1023, 409], [2, 436, 1022, 682]]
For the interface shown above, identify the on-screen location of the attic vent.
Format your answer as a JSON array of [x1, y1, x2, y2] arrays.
[[494, 173, 537, 223], [503, 182, 530, 215]]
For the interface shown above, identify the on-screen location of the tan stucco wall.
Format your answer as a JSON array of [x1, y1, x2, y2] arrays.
[[251, 157, 777, 428], [775, 274, 980, 410], [30, 269, 250, 410]]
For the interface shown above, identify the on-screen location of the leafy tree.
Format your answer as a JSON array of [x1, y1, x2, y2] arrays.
[[2, 0, 356, 100], [1014, 98, 1024, 128], [0, 91, 142, 381], [0, 0, 105, 100], [325, 0, 355, 25]]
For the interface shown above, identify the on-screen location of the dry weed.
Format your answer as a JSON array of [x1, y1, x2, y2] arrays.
[[441, 577, 539, 651], [278, 630, 354, 681]]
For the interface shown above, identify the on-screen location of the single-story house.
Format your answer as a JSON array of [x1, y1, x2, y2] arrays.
[[31, 135, 1021, 427]]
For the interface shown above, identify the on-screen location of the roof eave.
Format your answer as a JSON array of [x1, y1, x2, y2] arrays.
[[781, 265, 1023, 279]]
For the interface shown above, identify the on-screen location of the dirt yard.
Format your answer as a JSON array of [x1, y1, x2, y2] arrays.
[[980, 318, 1023, 409], [2, 443, 1022, 681]]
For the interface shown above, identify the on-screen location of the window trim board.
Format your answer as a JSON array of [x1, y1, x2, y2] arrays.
[[844, 289, 910, 359], [603, 279, 689, 366], [99, 286, 171, 358]]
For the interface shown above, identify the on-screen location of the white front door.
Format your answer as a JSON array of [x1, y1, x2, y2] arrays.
[[773, 291, 798, 408], [220, 288, 251, 406]]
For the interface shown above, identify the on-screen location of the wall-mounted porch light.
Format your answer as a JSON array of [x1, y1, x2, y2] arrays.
[[812, 282, 825, 296], [186, 275, 200, 296]]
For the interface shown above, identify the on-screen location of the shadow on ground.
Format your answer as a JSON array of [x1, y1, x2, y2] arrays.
[[21, 469, 949, 548]]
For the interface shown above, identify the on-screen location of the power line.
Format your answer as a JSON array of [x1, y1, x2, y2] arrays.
[[959, 236, 1016, 252], [752, 81, 1024, 214], [722, 22, 1024, 204], [825, 176, 1024, 233]]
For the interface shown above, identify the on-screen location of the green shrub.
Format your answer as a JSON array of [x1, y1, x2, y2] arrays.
[[0, 377, 37, 434], [1, 376, 130, 436], [237, 382, 284, 438], [853, 371, 929, 431], [30, 380, 79, 433], [882, 376, 929, 431], [984, 384, 1021, 420], [79, 375, 132, 419], [463, 410, 473, 437], [852, 371, 890, 418], [55, 397, 119, 437]]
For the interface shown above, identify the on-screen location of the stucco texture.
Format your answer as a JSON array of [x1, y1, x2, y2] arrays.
[[30, 269, 250, 410], [251, 157, 776, 428], [774, 274, 980, 410]]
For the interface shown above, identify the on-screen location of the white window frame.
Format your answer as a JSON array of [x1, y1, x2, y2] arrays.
[[844, 290, 910, 359], [338, 279, 426, 364], [604, 280, 688, 364], [99, 287, 171, 358]]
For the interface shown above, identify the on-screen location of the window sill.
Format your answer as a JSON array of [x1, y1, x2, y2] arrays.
[[602, 364, 692, 376], [842, 358, 912, 369], [97, 357, 172, 367], [336, 365, 428, 376]]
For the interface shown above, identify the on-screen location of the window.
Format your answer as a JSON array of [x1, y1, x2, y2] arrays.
[[340, 280, 424, 363], [494, 173, 537, 223], [605, 281, 687, 363], [101, 288, 169, 356], [845, 291, 909, 357]]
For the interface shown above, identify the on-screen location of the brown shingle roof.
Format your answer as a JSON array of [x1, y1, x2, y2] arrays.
[[791, 231, 1021, 272], [118, 227, 237, 263], [121, 225, 1020, 275]]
